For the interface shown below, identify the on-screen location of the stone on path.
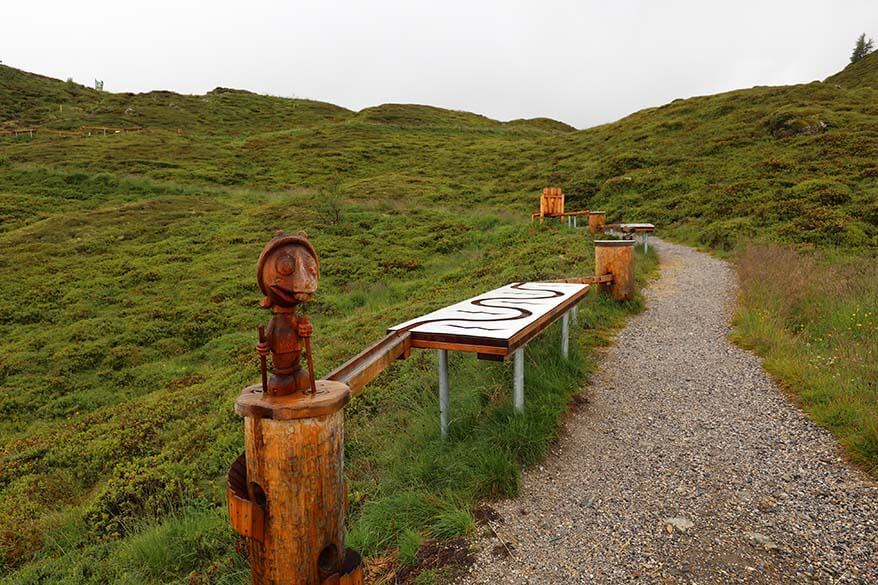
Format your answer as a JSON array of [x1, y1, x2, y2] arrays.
[[662, 517, 694, 534]]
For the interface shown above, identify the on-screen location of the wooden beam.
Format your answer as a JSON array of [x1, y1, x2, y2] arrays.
[[324, 332, 412, 394]]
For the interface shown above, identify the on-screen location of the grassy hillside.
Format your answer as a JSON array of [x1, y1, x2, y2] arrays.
[[825, 51, 878, 89], [0, 65, 351, 133], [733, 244, 877, 474], [0, 65, 654, 584], [1, 56, 876, 583]]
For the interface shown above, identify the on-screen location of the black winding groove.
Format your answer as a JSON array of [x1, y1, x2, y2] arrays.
[[394, 283, 565, 335]]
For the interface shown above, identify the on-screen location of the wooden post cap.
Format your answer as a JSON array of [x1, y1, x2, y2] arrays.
[[235, 380, 350, 420], [593, 239, 635, 247]]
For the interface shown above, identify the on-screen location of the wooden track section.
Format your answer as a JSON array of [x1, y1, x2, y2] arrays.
[[324, 331, 412, 394], [388, 282, 589, 356]]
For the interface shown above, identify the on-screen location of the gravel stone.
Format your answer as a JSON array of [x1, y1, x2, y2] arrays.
[[459, 239, 878, 584], [663, 517, 695, 534]]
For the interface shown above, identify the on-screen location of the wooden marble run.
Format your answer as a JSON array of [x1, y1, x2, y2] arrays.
[[227, 231, 637, 584], [325, 240, 636, 436]]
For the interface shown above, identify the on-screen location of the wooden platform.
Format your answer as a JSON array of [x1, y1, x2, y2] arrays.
[[388, 282, 589, 357]]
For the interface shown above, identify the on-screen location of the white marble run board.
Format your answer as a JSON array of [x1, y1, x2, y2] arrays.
[[620, 223, 655, 231], [388, 282, 588, 353]]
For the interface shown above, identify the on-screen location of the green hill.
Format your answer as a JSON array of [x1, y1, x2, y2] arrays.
[[554, 80, 877, 250], [0, 56, 876, 583], [0, 65, 352, 133], [825, 51, 878, 89], [0, 65, 625, 584]]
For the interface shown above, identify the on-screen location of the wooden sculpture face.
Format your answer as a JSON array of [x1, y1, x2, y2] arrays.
[[262, 243, 319, 307], [257, 232, 320, 309]]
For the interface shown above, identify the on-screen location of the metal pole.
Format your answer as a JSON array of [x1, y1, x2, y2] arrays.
[[573, 216, 577, 228], [438, 349, 449, 438], [561, 311, 570, 358], [513, 347, 525, 412], [644, 233, 649, 254]]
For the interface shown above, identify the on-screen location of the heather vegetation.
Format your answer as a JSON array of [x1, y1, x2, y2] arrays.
[[0, 64, 654, 583], [0, 48, 876, 583]]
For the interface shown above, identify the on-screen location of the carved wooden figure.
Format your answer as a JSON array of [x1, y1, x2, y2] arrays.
[[256, 231, 319, 396], [229, 231, 363, 585]]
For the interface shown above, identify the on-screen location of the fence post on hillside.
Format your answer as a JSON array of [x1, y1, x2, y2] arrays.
[[227, 232, 363, 585], [594, 240, 635, 301], [588, 211, 606, 234]]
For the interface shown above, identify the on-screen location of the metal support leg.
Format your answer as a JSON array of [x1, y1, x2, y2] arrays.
[[561, 311, 570, 358], [573, 216, 577, 229], [513, 347, 525, 413], [438, 349, 449, 438], [572, 304, 579, 326], [644, 233, 649, 254]]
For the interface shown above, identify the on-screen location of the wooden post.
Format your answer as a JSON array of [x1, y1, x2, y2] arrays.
[[233, 381, 363, 585], [588, 211, 606, 234], [594, 240, 635, 301]]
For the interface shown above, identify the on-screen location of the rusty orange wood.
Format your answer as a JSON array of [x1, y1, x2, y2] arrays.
[[594, 240, 635, 301], [324, 332, 411, 394], [588, 211, 607, 234], [537, 186, 565, 223], [227, 453, 265, 541], [550, 275, 613, 285], [239, 380, 351, 585]]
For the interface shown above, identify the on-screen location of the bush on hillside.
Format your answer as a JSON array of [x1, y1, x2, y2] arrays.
[[767, 108, 828, 138], [697, 217, 756, 251], [84, 459, 197, 539], [604, 152, 651, 176], [564, 177, 601, 209], [791, 179, 852, 205]]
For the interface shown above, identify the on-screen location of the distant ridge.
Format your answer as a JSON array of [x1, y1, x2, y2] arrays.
[[0, 64, 575, 135], [825, 51, 878, 89]]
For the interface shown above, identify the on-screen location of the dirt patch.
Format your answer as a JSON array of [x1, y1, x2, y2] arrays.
[[473, 504, 502, 524], [396, 537, 474, 584], [567, 392, 590, 413]]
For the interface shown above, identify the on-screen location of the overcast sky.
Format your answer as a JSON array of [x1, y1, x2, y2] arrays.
[[3, 1, 875, 128]]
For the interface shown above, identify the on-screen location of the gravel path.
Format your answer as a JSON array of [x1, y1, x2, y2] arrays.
[[459, 239, 878, 584]]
